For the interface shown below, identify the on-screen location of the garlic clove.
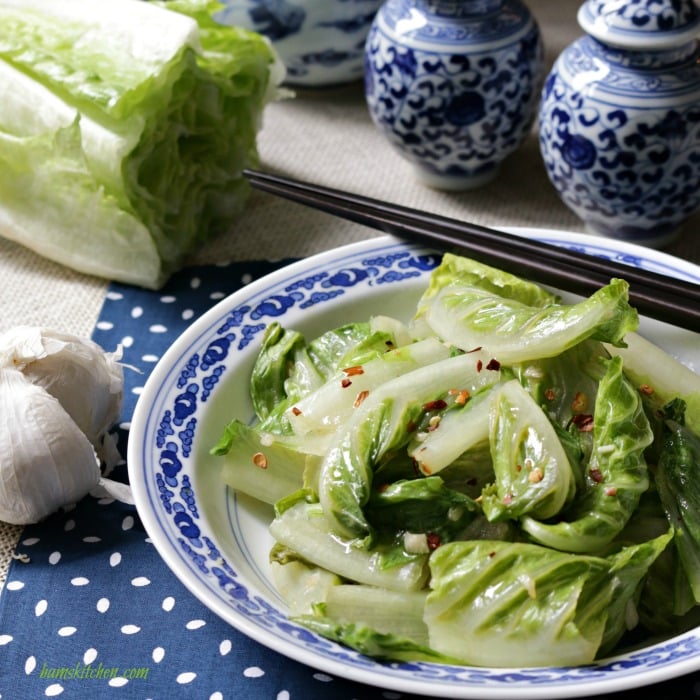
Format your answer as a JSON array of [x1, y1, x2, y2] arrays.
[[0, 367, 101, 525], [0, 326, 124, 467]]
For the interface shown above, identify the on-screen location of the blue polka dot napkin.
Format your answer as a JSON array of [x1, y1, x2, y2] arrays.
[[0, 260, 426, 700], [0, 261, 697, 699]]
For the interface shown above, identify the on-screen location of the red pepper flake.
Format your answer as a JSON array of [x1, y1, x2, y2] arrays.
[[341, 378, 352, 388], [421, 463, 433, 475], [572, 413, 594, 432], [639, 384, 654, 396], [343, 365, 364, 376], [605, 486, 618, 496], [589, 467, 604, 483], [488, 551, 497, 558], [291, 406, 302, 416], [544, 388, 556, 401], [503, 493, 513, 505], [476, 359, 483, 372], [427, 533, 442, 551], [252, 452, 268, 469], [515, 464, 522, 472], [377, 483, 390, 493], [407, 420, 418, 433], [353, 390, 369, 407], [486, 358, 501, 371], [424, 399, 447, 411]]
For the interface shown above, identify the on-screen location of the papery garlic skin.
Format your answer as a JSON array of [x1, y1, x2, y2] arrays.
[[0, 326, 124, 469], [0, 368, 101, 525]]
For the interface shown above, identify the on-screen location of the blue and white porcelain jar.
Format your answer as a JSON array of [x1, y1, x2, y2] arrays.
[[364, 0, 544, 190], [539, 0, 700, 247], [215, 0, 382, 87]]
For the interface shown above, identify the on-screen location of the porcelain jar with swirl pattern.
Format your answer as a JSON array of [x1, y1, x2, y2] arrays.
[[364, 0, 544, 190], [538, 0, 700, 247]]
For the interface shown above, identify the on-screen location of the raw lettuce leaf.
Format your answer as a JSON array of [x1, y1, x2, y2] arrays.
[[0, 0, 282, 288]]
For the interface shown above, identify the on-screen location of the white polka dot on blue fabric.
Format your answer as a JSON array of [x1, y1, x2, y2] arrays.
[[0, 263, 437, 700]]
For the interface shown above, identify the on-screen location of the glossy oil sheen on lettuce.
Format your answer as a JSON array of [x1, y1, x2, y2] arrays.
[[212, 253, 700, 668]]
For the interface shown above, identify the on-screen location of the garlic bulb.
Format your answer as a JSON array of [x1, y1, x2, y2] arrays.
[[0, 368, 101, 524], [0, 326, 129, 525]]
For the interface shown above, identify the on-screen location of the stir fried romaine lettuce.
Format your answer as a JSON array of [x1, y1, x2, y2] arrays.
[[425, 532, 671, 667], [316, 349, 501, 543], [412, 254, 638, 363], [212, 251, 700, 668], [0, 0, 282, 288], [607, 331, 700, 435], [654, 399, 700, 603], [481, 379, 577, 522], [521, 356, 653, 553]]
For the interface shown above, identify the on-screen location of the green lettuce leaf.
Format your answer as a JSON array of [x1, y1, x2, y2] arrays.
[[522, 356, 653, 553], [424, 540, 611, 667], [317, 349, 502, 543], [481, 379, 576, 522], [0, 0, 281, 287], [411, 254, 638, 363], [654, 399, 700, 603]]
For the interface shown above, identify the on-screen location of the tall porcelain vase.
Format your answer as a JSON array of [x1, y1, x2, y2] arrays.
[[364, 0, 544, 190], [539, 0, 700, 247]]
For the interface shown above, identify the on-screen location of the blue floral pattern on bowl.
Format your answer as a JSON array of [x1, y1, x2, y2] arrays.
[[215, 0, 382, 86], [364, 0, 544, 190], [129, 235, 700, 698]]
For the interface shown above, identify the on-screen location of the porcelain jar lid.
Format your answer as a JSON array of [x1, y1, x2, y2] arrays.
[[577, 0, 700, 49]]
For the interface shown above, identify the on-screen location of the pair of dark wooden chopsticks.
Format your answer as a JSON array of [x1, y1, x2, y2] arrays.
[[243, 169, 700, 333]]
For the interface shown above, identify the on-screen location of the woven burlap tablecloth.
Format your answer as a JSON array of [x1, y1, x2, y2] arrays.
[[1, 0, 699, 585]]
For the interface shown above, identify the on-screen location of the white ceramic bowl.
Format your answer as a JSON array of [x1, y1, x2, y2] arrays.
[[128, 231, 700, 699], [215, 0, 382, 87]]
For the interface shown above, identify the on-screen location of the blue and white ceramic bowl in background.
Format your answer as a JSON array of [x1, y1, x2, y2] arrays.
[[215, 0, 382, 87], [364, 0, 544, 190], [538, 0, 700, 248]]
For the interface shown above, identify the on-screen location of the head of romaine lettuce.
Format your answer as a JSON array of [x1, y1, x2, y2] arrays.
[[0, 0, 283, 288]]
